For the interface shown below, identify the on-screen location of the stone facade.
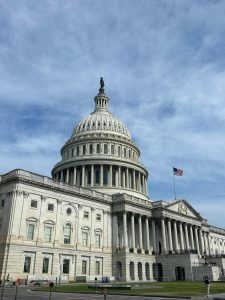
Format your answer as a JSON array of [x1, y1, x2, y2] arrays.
[[0, 80, 225, 282]]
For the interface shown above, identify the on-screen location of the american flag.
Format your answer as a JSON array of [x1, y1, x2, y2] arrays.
[[173, 167, 183, 176]]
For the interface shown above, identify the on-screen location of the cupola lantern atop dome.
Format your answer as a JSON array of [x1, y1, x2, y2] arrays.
[[94, 77, 109, 112]]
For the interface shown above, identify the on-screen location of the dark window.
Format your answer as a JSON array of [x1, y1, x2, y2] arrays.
[[31, 200, 37, 208], [89, 144, 93, 154], [84, 211, 89, 219], [96, 144, 100, 154], [1, 200, 5, 207], [111, 145, 114, 154], [63, 259, 70, 274], [64, 223, 71, 244], [118, 146, 121, 156], [83, 145, 86, 155], [71, 149, 74, 157], [124, 148, 127, 157], [103, 168, 108, 185], [96, 214, 101, 221], [82, 260, 87, 274], [48, 204, 54, 211], [104, 144, 107, 154], [42, 258, 49, 273], [24, 257, 31, 273], [95, 169, 100, 184], [76, 147, 79, 156], [87, 170, 91, 185], [67, 208, 72, 215]]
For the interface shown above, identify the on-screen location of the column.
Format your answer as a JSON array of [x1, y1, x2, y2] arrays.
[[123, 212, 128, 249], [73, 167, 77, 185], [184, 223, 190, 250], [151, 220, 157, 252], [109, 165, 112, 187], [145, 178, 148, 195], [204, 232, 208, 255], [189, 225, 195, 250], [131, 213, 135, 249], [138, 172, 141, 192], [112, 214, 118, 249], [173, 220, 179, 251], [100, 165, 103, 187], [122, 169, 126, 188], [81, 165, 85, 187], [138, 215, 143, 250], [126, 168, 129, 188], [179, 222, 184, 250], [145, 218, 150, 251], [194, 227, 200, 255], [167, 219, 173, 251], [161, 218, 167, 252], [207, 233, 211, 255], [66, 168, 69, 184], [118, 166, 121, 187], [91, 165, 94, 186], [199, 228, 204, 255], [133, 170, 136, 190], [142, 174, 145, 193]]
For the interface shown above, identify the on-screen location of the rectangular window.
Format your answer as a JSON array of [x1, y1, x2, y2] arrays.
[[96, 214, 101, 221], [82, 232, 88, 247], [87, 170, 91, 185], [1, 200, 5, 208], [95, 234, 101, 248], [83, 145, 86, 155], [44, 227, 52, 242], [82, 260, 87, 274], [95, 169, 100, 184], [95, 261, 100, 275], [76, 146, 79, 156], [72, 148, 74, 157], [27, 224, 35, 240], [103, 169, 108, 185], [84, 211, 89, 219], [89, 144, 93, 154], [63, 259, 70, 274], [42, 258, 49, 273], [31, 200, 37, 208], [48, 203, 54, 211], [24, 256, 31, 273]]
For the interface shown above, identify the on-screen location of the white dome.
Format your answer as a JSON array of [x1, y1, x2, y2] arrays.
[[71, 110, 131, 138]]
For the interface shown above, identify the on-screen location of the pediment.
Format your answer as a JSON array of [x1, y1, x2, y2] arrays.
[[165, 199, 203, 220]]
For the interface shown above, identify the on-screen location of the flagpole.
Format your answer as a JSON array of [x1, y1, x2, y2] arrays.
[[173, 169, 177, 200]]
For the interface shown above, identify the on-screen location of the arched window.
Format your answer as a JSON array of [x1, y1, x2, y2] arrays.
[[96, 144, 100, 154], [124, 148, 127, 157], [76, 147, 79, 156], [130, 262, 135, 280], [111, 145, 114, 155], [64, 223, 72, 244]]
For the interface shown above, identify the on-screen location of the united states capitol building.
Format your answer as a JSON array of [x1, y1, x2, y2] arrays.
[[0, 79, 225, 283]]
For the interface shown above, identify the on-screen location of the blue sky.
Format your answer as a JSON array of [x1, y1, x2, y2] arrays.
[[1, 0, 225, 227]]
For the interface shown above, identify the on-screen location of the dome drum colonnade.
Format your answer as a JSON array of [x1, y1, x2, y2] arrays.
[[52, 78, 148, 198], [113, 211, 211, 256]]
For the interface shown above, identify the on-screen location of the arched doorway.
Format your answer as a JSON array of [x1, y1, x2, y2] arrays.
[[158, 263, 163, 281], [158, 242, 162, 254], [130, 262, 135, 280], [138, 262, 143, 280], [175, 266, 185, 281], [153, 263, 157, 280], [145, 263, 150, 280], [116, 261, 122, 280]]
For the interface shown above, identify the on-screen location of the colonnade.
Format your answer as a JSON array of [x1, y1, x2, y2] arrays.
[[113, 212, 211, 256], [54, 164, 148, 194]]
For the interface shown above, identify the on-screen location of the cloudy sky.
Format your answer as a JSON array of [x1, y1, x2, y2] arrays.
[[0, 0, 225, 227]]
